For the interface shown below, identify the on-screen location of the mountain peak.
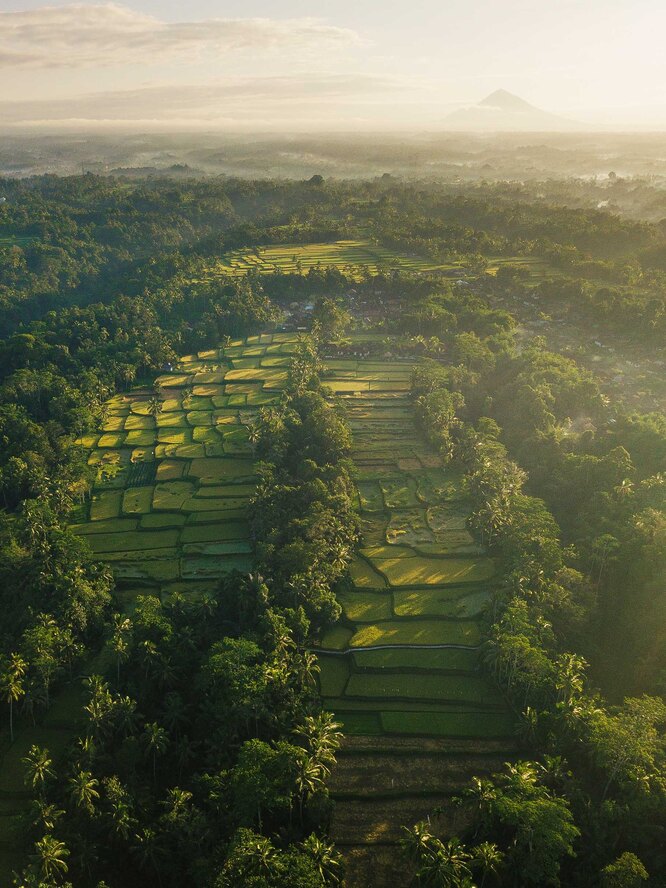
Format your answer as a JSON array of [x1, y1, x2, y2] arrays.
[[479, 90, 535, 112], [444, 90, 583, 132]]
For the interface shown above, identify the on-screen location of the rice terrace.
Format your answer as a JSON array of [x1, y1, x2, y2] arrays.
[[201, 239, 545, 280], [314, 343, 515, 884], [71, 333, 297, 594], [205, 240, 459, 278]]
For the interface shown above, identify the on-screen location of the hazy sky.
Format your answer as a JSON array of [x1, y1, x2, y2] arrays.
[[2, 0, 666, 130]]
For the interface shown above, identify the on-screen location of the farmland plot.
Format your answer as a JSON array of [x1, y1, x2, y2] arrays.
[[316, 349, 511, 740], [72, 332, 299, 600]]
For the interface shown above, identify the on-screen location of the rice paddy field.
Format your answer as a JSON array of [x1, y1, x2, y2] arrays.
[[198, 240, 547, 283], [203, 240, 465, 278], [316, 350, 513, 741], [70, 332, 301, 600], [317, 343, 516, 884]]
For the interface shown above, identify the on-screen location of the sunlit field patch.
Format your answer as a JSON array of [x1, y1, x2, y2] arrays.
[[348, 619, 482, 648], [372, 555, 494, 587], [207, 240, 466, 279], [338, 589, 393, 622]]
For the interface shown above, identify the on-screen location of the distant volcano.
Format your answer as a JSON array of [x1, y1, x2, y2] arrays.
[[444, 90, 583, 131]]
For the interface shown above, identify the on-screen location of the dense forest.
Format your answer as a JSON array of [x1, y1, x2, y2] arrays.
[[0, 174, 665, 887]]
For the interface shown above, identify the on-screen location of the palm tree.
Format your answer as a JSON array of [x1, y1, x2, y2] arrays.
[[133, 826, 167, 883], [148, 395, 163, 421], [436, 838, 474, 886], [614, 477, 635, 500], [111, 615, 132, 684], [143, 721, 168, 783], [295, 755, 325, 823], [517, 706, 540, 745], [0, 651, 27, 741], [301, 834, 343, 885], [68, 769, 100, 815], [104, 775, 135, 840], [401, 820, 436, 863], [466, 776, 497, 818], [33, 834, 70, 883], [417, 848, 457, 887], [23, 745, 54, 793], [294, 712, 343, 778], [242, 833, 275, 877], [554, 653, 587, 706], [31, 799, 65, 832], [247, 421, 261, 454], [473, 842, 503, 887], [182, 383, 194, 410], [114, 693, 139, 738]]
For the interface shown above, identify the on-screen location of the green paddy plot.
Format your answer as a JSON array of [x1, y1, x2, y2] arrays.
[[348, 619, 482, 648], [316, 346, 512, 740], [380, 710, 516, 739], [344, 672, 502, 707], [71, 332, 299, 603], [373, 555, 494, 588], [203, 240, 464, 279]]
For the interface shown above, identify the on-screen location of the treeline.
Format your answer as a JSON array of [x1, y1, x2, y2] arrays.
[[250, 332, 359, 632], [407, 348, 666, 885]]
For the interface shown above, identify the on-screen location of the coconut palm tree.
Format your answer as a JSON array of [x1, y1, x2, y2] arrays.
[[435, 837, 474, 886], [22, 745, 54, 794], [554, 653, 587, 706], [473, 842, 503, 887], [143, 721, 168, 783], [294, 712, 343, 778], [301, 834, 343, 885], [68, 769, 100, 815], [401, 820, 436, 863], [0, 651, 27, 742], [33, 834, 70, 883], [31, 799, 65, 832], [247, 421, 261, 454], [111, 615, 132, 684], [242, 833, 276, 877], [133, 826, 167, 883], [148, 392, 163, 421]]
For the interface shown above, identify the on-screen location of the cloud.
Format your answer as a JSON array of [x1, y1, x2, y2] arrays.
[[0, 74, 403, 128], [0, 3, 363, 68]]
